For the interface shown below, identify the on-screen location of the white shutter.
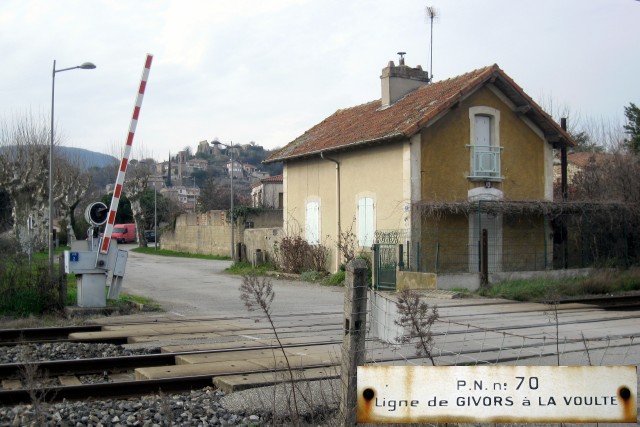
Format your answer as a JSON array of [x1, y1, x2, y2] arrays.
[[357, 197, 374, 247], [305, 201, 319, 244], [475, 115, 491, 146]]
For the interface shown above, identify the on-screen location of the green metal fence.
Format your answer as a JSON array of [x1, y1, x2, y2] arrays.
[[416, 213, 638, 274]]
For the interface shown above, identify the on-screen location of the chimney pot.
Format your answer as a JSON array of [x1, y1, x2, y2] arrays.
[[380, 54, 430, 107], [397, 51, 406, 65]]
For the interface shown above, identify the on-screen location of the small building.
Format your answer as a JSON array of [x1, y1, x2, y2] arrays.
[[553, 152, 609, 186], [226, 160, 244, 179], [251, 175, 283, 209], [186, 158, 208, 170], [161, 185, 201, 213]]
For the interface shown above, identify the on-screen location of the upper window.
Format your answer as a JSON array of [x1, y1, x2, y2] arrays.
[[305, 200, 319, 245], [357, 197, 374, 247], [468, 107, 502, 180]]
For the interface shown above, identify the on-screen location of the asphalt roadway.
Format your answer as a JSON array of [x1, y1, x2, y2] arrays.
[[120, 246, 344, 318]]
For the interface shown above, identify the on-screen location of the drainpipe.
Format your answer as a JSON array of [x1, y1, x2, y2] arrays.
[[321, 152, 341, 271]]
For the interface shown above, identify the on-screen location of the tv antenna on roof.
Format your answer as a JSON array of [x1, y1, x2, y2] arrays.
[[426, 5, 438, 81]]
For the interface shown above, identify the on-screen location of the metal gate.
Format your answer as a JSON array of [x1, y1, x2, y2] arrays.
[[374, 243, 397, 290], [373, 230, 401, 290]]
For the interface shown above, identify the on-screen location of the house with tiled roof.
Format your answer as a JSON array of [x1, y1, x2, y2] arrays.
[[553, 152, 610, 185], [265, 57, 575, 277], [251, 175, 283, 209]]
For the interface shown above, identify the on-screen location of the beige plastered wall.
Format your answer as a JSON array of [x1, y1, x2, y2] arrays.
[[284, 141, 416, 272], [421, 85, 550, 202]]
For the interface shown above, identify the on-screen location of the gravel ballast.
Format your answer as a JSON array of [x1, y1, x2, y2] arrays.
[[0, 342, 340, 426]]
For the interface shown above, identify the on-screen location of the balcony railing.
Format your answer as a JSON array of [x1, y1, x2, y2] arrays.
[[467, 144, 502, 179]]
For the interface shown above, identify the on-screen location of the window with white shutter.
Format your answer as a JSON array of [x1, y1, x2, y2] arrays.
[[467, 107, 502, 180], [305, 201, 319, 244], [357, 197, 374, 247]]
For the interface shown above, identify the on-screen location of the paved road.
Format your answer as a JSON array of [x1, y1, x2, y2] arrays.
[[121, 246, 344, 318]]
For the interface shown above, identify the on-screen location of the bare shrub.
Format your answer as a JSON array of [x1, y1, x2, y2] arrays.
[[572, 152, 640, 215], [307, 241, 330, 273], [277, 234, 330, 274], [157, 389, 174, 426], [249, 359, 341, 425], [239, 274, 300, 424], [395, 288, 439, 365], [543, 287, 562, 366], [581, 331, 593, 366], [337, 219, 357, 265], [17, 348, 55, 425], [278, 234, 310, 274]]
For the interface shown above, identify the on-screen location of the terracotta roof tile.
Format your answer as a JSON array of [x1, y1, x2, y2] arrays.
[[266, 64, 575, 163], [261, 174, 283, 183], [567, 152, 609, 168]]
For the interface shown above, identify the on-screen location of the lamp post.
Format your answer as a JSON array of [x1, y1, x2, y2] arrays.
[[210, 140, 235, 260], [49, 60, 96, 274], [153, 182, 158, 251]]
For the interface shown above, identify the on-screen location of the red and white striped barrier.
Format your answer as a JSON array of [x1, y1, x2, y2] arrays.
[[101, 54, 153, 254]]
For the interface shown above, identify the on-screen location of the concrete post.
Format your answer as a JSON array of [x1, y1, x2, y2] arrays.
[[339, 258, 369, 426]]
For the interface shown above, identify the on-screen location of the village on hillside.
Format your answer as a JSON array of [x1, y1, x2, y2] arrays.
[[126, 140, 283, 215]]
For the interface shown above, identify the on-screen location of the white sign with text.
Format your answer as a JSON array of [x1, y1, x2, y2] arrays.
[[357, 366, 637, 424]]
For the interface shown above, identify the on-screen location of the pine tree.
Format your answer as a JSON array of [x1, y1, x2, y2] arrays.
[[623, 102, 640, 154]]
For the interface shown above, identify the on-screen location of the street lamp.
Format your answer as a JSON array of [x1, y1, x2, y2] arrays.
[[153, 182, 158, 251], [210, 139, 235, 260], [49, 60, 96, 274]]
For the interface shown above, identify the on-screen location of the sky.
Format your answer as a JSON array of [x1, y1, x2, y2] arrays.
[[0, 0, 638, 162]]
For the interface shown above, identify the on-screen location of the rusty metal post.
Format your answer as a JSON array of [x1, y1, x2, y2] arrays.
[[340, 258, 369, 426], [481, 229, 488, 287]]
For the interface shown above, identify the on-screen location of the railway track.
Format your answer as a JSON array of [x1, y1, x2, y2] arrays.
[[1, 294, 637, 346], [1, 295, 638, 406], [0, 340, 344, 405], [0, 312, 349, 405]]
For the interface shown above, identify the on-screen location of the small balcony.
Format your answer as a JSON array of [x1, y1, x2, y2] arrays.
[[467, 144, 503, 180]]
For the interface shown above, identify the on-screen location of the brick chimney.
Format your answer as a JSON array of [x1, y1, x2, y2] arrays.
[[380, 52, 430, 107]]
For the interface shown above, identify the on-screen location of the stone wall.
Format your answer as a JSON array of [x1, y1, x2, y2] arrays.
[[243, 227, 283, 265], [161, 210, 283, 257], [396, 271, 437, 291]]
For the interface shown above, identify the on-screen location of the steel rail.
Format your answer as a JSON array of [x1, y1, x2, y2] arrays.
[[0, 315, 343, 346], [0, 311, 343, 345], [9, 327, 622, 380], [4, 332, 639, 405], [0, 375, 218, 405], [0, 296, 636, 346], [0, 339, 346, 405], [0, 296, 637, 346], [0, 339, 344, 378], [1, 295, 634, 344], [434, 294, 640, 320], [0, 325, 102, 346]]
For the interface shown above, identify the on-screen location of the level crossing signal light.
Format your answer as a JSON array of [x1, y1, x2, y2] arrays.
[[85, 202, 108, 226]]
